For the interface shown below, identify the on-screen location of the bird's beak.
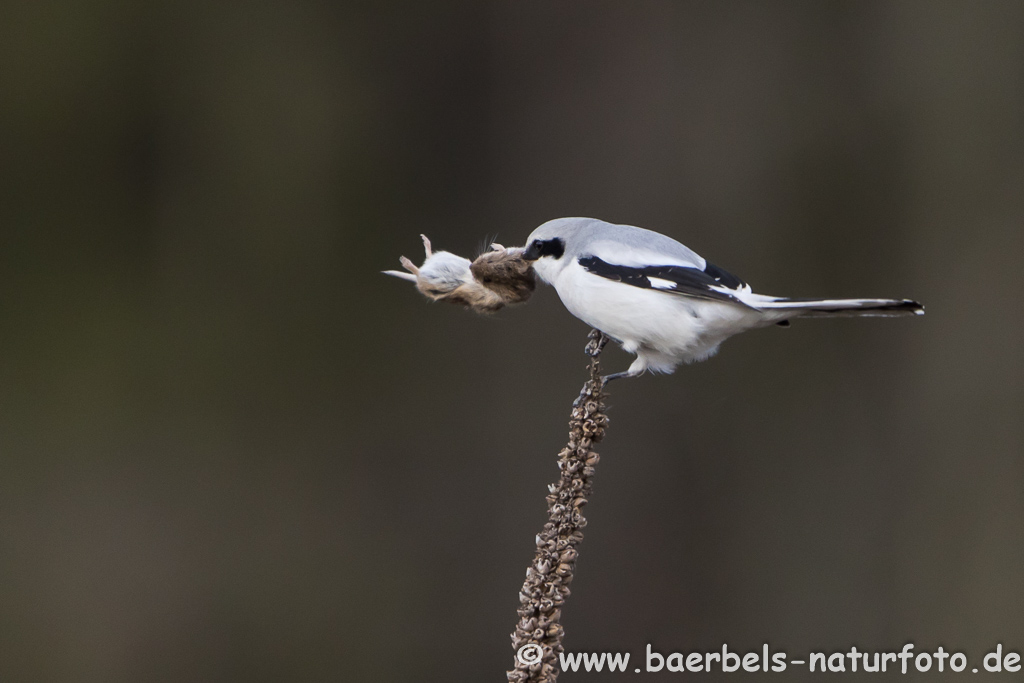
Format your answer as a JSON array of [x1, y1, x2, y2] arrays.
[[521, 243, 541, 261]]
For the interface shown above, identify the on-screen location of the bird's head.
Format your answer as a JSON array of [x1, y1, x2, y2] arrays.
[[523, 217, 597, 282]]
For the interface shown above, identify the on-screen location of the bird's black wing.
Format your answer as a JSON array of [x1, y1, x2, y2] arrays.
[[577, 255, 751, 306]]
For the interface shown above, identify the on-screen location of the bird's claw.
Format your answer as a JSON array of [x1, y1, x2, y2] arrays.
[[600, 371, 634, 383], [585, 330, 609, 357]]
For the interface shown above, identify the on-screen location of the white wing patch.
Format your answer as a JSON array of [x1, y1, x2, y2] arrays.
[[647, 276, 677, 290]]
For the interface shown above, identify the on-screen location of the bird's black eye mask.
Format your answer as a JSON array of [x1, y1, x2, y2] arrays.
[[523, 238, 565, 260]]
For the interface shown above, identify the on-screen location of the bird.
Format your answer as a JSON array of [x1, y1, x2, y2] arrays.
[[521, 217, 923, 381]]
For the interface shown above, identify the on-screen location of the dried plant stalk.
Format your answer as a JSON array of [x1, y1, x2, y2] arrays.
[[508, 329, 609, 683]]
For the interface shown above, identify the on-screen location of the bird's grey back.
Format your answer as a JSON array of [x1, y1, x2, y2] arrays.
[[532, 217, 705, 267]]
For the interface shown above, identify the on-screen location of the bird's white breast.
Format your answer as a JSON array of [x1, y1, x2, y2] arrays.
[[549, 259, 759, 363]]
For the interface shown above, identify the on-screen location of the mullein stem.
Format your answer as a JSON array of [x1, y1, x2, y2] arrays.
[[507, 330, 610, 682]]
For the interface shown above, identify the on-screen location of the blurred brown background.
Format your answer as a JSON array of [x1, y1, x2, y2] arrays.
[[1, 1, 1022, 680]]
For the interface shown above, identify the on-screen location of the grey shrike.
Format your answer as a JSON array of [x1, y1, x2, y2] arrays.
[[522, 217, 923, 381]]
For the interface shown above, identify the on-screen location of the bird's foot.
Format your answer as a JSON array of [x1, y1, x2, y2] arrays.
[[585, 330, 609, 357], [600, 369, 640, 384]]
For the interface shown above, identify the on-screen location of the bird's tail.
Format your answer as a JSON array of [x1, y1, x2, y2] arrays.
[[749, 295, 924, 318]]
